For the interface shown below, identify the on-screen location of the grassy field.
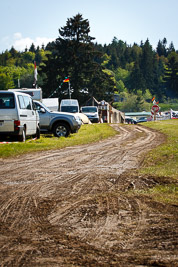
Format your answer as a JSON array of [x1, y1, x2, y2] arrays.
[[140, 119, 178, 180], [0, 123, 118, 158], [138, 119, 178, 204]]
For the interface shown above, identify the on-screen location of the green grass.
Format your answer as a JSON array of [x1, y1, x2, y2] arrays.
[[133, 184, 178, 205], [140, 120, 178, 180], [147, 184, 178, 204], [136, 119, 178, 204], [0, 123, 118, 158]]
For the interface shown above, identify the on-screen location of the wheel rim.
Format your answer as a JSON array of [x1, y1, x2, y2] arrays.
[[55, 125, 67, 137]]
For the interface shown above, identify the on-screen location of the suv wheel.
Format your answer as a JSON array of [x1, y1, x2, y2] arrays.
[[33, 126, 40, 139], [53, 122, 70, 137], [36, 126, 40, 139]]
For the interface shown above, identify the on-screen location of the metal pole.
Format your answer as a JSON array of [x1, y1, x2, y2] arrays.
[[69, 82, 71, 99], [154, 110, 156, 121]]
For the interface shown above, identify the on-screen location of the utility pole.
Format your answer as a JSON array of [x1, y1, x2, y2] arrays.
[[69, 81, 71, 99]]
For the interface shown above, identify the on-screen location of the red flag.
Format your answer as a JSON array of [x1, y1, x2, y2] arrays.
[[63, 78, 69, 83]]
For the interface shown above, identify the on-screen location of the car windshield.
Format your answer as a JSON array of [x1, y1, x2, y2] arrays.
[[82, 107, 97, 113], [34, 101, 51, 112], [137, 117, 147, 121]]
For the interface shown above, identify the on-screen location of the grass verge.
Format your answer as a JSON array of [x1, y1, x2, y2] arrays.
[[132, 184, 178, 205], [140, 119, 178, 180], [136, 119, 178, 204], [0, 123, 118, 158]]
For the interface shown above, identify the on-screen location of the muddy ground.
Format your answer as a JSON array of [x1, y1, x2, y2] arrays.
[[0, 125, 177, 266]]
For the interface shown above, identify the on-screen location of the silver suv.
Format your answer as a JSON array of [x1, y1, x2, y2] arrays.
[[33, 100, 82, 137]]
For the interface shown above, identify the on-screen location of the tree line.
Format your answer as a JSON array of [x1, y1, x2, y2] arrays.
[[0, 13, 177, 111]]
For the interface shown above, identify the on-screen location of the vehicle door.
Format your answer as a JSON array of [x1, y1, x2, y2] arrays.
[[18, 95, 37, 134], [34, 102, 50, 128]]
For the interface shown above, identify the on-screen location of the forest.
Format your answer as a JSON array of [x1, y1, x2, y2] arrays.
[[0, 14, 177, 112]]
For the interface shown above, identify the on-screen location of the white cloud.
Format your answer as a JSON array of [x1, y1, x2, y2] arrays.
[[0, 33, 55, 52], [12, 33, 55, 51], [13, 32, 22, 40], [34, 37, 55, 48], [13, 36, 34, 51]]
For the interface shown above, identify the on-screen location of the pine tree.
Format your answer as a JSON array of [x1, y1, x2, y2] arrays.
[[140, 39, 154, 91], [168, 42, 175, 54], [41, 14, 115, 103], [129, 60, 145, 93], [164, 52, 178, 97], [156, 38, 167, 57], [29, 43, 36, 53]]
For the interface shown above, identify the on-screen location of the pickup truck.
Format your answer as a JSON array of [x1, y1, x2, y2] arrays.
[[33, 100, 82, 137]]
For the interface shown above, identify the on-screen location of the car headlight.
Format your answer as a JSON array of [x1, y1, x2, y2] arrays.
[[72, 116, 81, 123], [72, 116, 77, 122], [76, 116, 82, 123]]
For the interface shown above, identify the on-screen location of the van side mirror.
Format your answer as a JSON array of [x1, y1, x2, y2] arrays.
[[40, 107, 46, 113]]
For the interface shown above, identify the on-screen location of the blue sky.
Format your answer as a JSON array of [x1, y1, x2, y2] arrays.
[[0, 0, 177, 52]]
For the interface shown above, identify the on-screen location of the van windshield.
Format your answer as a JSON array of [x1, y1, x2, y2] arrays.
[[61, 106, 78, 113], [81, 107, 97, 113], [0, 93, 15, 109]]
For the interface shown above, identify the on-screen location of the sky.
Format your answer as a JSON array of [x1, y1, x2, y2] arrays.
[[0, 0, 178, 53]]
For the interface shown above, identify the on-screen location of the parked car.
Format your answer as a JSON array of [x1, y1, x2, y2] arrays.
[[33, 100, 82, 137], [77, 113, 91, 124], [125, 117, 137, 124], [0, 91, 40, 142], [80, 106, 99, 123], [137, 117, 148, 123]]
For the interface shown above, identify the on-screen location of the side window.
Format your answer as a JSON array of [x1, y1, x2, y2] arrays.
[[24, 96, 32, 110], [18, 95, 25, 109], [33, 102, 41, 111], [32, 100, 36, 110]]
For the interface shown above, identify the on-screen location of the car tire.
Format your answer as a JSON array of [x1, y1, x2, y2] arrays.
[[18, 127, 26, 142], [32, 126, 40, 139], [53, 122, 70, 137]]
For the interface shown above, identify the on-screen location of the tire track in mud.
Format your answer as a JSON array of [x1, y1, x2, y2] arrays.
[[0, 124, 177, 266]]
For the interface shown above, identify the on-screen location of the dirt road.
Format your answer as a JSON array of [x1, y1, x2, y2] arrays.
[[0, 125, 177, 266]]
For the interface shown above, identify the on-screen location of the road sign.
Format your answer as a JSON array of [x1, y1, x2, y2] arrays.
[[152, 104, 159, 113]]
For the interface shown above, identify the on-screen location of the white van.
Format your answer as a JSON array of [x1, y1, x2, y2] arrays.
[[0, 91, 40, 142], [60, 99, 79, 113], [8, 88, 42, 101]]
